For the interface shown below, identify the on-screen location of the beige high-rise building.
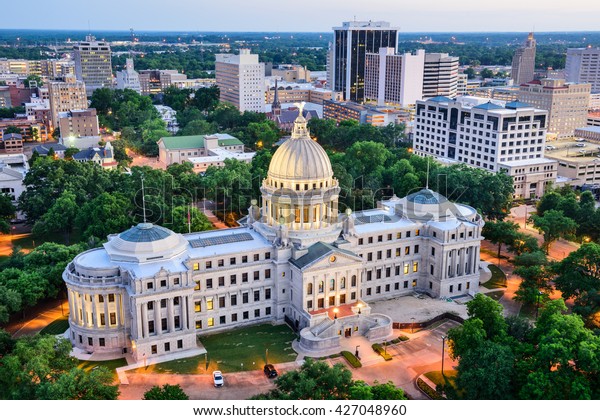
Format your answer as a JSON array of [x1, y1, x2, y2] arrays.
[[58, 108, 100, 139], [73, 35, 113, 95], [216, 49, 265, 113], [364, 48, 425, 107], [48, 75, 88, 128], [271, 65, 310, 83], [511, 33, 536, 85], [422, 53, 459, 99], [566, 47, 600, 93], [518, 79, 591, 138]]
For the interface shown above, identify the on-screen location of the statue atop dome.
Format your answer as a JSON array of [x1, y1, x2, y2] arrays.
[[291, 102, 310, 140]]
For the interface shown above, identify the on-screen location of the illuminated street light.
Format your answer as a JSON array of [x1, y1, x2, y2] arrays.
[[441, 335, 447, 376], [333, 307, 339, 320]]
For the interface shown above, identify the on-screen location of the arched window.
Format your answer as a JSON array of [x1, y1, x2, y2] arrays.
[[318, 281, 324, 293], [329, 279, 335, 291], [307, 283, 313, 295], [351, 275, 357, 287], [340, 277, 346, 289]]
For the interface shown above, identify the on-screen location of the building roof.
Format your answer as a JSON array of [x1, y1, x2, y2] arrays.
[[428, 96, 453, 103], [73, 146, 113, 161], [505, 100, 534, 109], [576, 126, 600, 134], [290, 242, 360, 270], [32, 143, 68, 155], [268, 110, 332, 181], [119, 223, 173, 242], [2, 133, 22, 140], [159, 134, 243, 150], [473, 101, 504, 111], [406, 188, 448, 205]]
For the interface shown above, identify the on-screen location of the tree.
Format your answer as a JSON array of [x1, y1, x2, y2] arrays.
[[168, 205, 212, 234], [553, 242, 600, 325], [482, 220, 519, 259], [480, 68, 495, 78], [75, 192, 134, 240], [531, 210, 577, 254], [23, 74, 43, 88], [37, 366, 119, 400], [4, 125, 22, 135], [507, 232, 539, 256], [0, 193, 15, 233], [178, 119, 217, 137], [536, 191, 562, 217], [465, 293, 507, 341], [32, 190, 78, 243], [0, 284, 21, 324], [463, 67, 476, 79], [143, 384, 189, 400], [64, 147, 80, 160], [348, 380, 407, 400]]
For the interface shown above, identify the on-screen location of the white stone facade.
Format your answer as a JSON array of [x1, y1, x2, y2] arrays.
[[64, 112, 484, 362]]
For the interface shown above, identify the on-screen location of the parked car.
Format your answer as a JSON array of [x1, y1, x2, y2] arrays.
[[545, 145, 556, 150], [213, 370, 224, 387], [576, 143, 586, 147], [263, 364, 278, 378]]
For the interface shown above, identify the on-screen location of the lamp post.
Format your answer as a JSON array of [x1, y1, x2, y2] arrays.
[[357, 303, 362, 315], [333, 307, 338, 320], [410, 317, 415, 334], [441, 335, 447, 376], [355, 345, 360, 359]]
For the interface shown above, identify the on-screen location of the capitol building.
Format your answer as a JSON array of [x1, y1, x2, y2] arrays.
[[63, 109, 485, 362]]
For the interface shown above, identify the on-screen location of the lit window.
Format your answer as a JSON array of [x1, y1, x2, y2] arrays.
[[206, 298, 213, 310], [207, 318, 214, 327]]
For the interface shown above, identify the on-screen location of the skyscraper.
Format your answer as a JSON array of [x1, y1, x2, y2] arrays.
[[364, 48, 425, 107], [422, 53, 459, 99], [511, 33, 536, 85], [215, 49, 265, 113], [566, 47, 600, 93], [73, 35, 113, 95], [47, 74, 88, 128], [330, 21, 399, 103]]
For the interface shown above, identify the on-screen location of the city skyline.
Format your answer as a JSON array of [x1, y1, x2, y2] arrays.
[[3, 0, 600, 33]]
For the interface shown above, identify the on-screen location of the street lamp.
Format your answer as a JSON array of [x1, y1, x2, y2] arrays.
[[410, 317, 415, 334], [441, 335, 447, 376], [357, 303, 362, 315], [535, 290, 543, 320], [333, 307, 339, 320], [355, 345, 360, 359]]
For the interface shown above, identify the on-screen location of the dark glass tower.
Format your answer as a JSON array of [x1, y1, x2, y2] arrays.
[[332, 21, 398, 103]]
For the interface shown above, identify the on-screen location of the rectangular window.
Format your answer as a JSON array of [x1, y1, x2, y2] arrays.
[[265, 252, 271, 259], [265, 288, 271, 299], [177, 339, 183, 349], [431, 247, 436, 256], [195, 321, 202, 330], [376, 269, 381, 279], [412, 280, 417, 288], [406, 231, 411, 238], [110, 312, 116, 325], [108, 294, 115, 302], [98, 295, 104, 303], [148, 320, 155, 334], [160, 280, 166, 288], [367, 288, 372, 296], [405, 246, 410, 255], [367, 253, 373, 262], [231, 313, 238, 322], [243, 311, 249, 320], [218, 259, 224, 267], [242, 256, 248, 263], [174, 278, 180, 285], [396, 248, 401, 257], [243, 293, 249, 304], [230, 275, 237, 285], [219, 296, 226, 308], [206, 261, 212, 269], [231, 295, 237, 306], [99, 338, 105, 347], [351, 292, 356, 300], [430, 265, 434, 275], [207, 298, 214, 310], [378, 235, 383, 242], [193, 263, 199, 271], [254, 309, 260, 318], [100, 313, 106, 326], [206, 279, 213, 289], [254, 290, 260, 302], [265, 269, 271, 279], [458, 283, 462, 291], [358, 238, 364, 245], [242, 273, 248, 283], [174, 297, 179, 305], [165, 342, 170, 352], [413, 262, 419, 272], [195, 301, 201, 312], [404, 263, 409, 275], [230, 257, 236, 265], [386, 267, 391, 277], [266, 307, 271, 315], [220, 315, 226, 325], [395, 282, 399, 290], [254, 271, 260, 281], [161, 299, 167, 308], [307, 300, 313, 309], [414, 245, 419, 254], [147, 282, 153, 290], [208, 318, 214, 327], [376, 286, 381, 294], [194, 281, 200, 291], [377, 251, 382, 260], [404, 281, 408, 289], [218, 277, 225, 287], [161, 318, 167, 331], [386, 249, 391, 258], [151, 345, 157, 355], [254, 254, 259, 261], [367, 271, 372, 281]]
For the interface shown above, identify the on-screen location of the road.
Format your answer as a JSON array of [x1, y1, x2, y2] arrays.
[[117, 321, 458, 400]]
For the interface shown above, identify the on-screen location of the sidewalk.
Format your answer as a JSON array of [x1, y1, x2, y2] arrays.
[[6, 299, 68, 338]]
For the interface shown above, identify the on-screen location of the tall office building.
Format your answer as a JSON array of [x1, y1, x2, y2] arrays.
[[566, 47, 600, 93], [116, 58, 141, 93], [511, 33, 536, 85], [364, 48, 425, 107], [413, 96, 555, 198], [215, 49, 265, 113], [518, 79, 591, 138], [47, 75, 88, 128], [330, 21, 399, 103], [73, 35, 113, 95], [422, 53, 459, 99]]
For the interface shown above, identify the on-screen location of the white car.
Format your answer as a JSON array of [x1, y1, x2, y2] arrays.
[[213, 370, 224, 387], [576, 143, 586, 147], [545, 145, 556, 150]]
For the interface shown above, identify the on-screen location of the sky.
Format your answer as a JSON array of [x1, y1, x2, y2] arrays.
[[4, 0, 600, 32]]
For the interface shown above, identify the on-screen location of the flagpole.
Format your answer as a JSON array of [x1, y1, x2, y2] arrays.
[[188, 204, 191, 233]]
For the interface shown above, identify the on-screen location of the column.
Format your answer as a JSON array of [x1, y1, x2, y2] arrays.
[[68, 290, 75, 323], [137, 303, 144, 339], [156, 299, 162, 335], [81, 294, 89, 327], [103, 294, 109, 329], [181, 296, 188, 331], [115, 294, 121, 327], [167, 297, 174, 332], [141, 302, 148, 338]]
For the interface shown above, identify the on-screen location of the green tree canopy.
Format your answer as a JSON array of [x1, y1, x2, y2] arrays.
[[143, 384, 189, 400], [531, 209, 577, 253]]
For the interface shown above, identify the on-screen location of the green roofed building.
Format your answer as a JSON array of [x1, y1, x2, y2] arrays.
[[157, 133, 254, 172]]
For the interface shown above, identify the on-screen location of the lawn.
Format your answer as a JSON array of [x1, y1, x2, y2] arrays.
[[77, 359, 128, 381], [424, 370, 462, 398], [481, 264, 507, 289], [39, 316, 70, 335], [137, 323, 298, 375]]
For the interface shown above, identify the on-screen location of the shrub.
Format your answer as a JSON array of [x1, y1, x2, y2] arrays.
[[398, 335, 409, 342], [341, 350, 362, 368], [417, 378, 444, 400], [372, 343, 393, 361]]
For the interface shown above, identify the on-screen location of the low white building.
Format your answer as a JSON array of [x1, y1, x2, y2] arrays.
[[157, 133, 254, 172], [116, 58, 141, 93], [0, 153, 29, 217], [154, 105, 178, 134], [63, 112, 484, 363]]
